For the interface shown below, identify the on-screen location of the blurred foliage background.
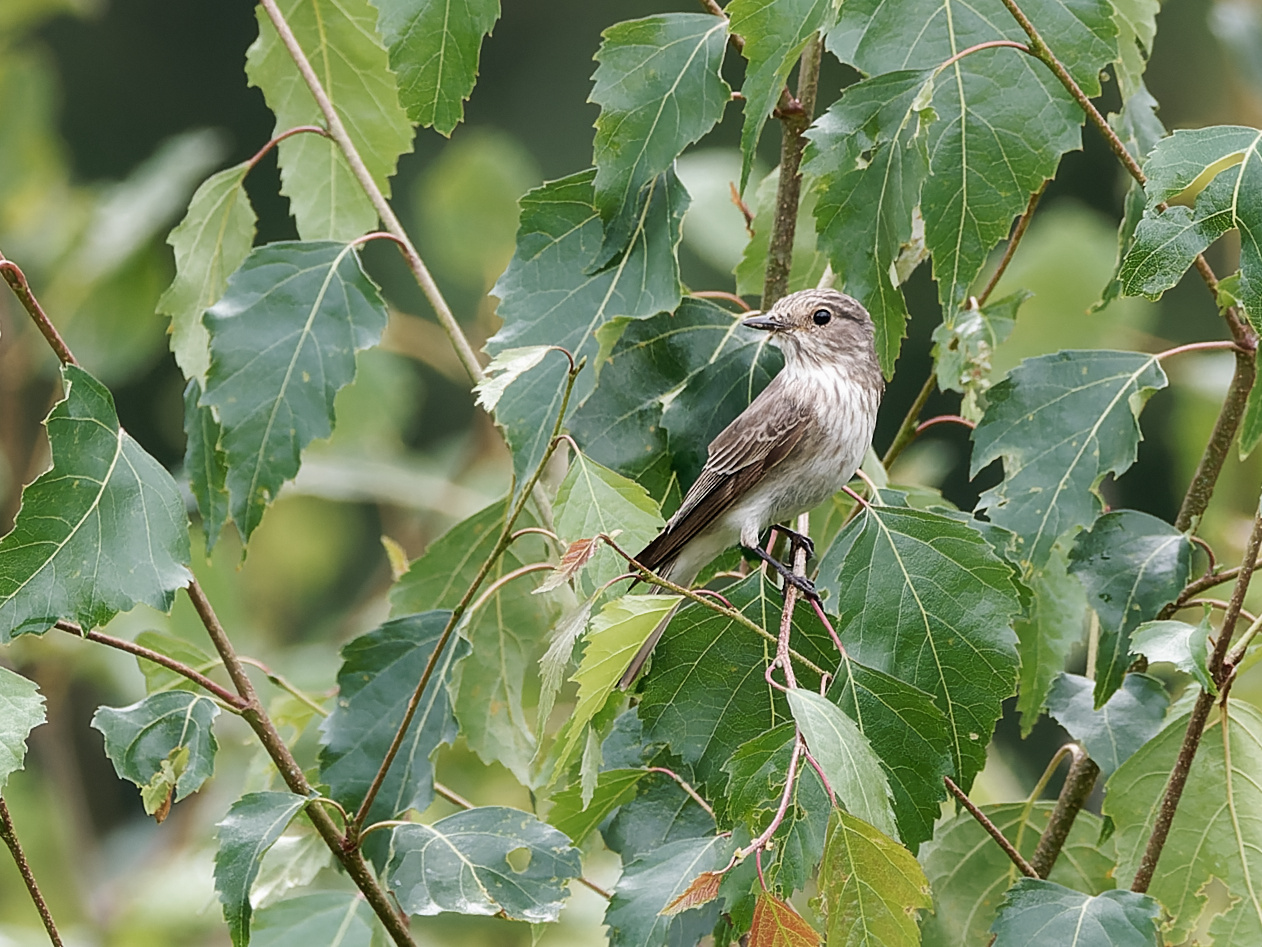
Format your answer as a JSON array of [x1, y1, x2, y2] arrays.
[[1, 0, 1262, 943]]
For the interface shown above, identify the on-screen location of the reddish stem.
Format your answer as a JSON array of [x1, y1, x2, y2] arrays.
[[245, 124, 330, 171], [0, 257, 78, 366]]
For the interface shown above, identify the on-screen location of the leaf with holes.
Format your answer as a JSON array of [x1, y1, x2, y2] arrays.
[[214, 791, 308, 947], [199, 241, 388, 542], [991, 879, 1161, 947], [245, 0, 413, 240], [387, 806, 581, 921], [931, 291, 1030, 422], [0, 365, 192, 640]]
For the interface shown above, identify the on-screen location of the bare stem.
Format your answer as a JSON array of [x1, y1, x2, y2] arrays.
[[0, 796, 64, 946], [245, 124, 330, 171], [977, 185, 1045, 306], [0, 256, 78, 366], [646, 767, 716, 820], [944, 776, 1038, 878], [1029, 745, 1099, 878]]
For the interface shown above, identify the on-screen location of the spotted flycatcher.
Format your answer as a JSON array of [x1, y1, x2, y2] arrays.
[[618, 288, 883, 688]]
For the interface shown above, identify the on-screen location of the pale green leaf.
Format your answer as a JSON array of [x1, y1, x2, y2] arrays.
[[0, 667, 44, 791]]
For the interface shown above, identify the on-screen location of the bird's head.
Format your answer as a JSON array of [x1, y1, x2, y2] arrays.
[[741, 288, 877, 373]]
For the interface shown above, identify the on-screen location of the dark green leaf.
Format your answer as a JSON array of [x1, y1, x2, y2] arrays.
[[604, 834, 733, 947], [602, 772, 716, 862], [816, 505, 1021, 790], [991, 879, 1160, 947], [1014, 541, 1088, 736], [252, 892, 374, 947], [817, 810, 932, 947], [200, 241, 389, 542], [214, 791, 308, 947], [374, 0, 499, 134], [158, 161, 257, 381], [1068, 510, 1191, 705], [971, 351, 1167, 572], [1046, 673, 1167, 780], [550, 768, 649, 846], [387, 807, 581, 921], [591, 14, 728, 260], [1130, 615, 1214, 691], [184, 379, 230, 554], [489, 169, 687, 496], [730, 0, 836, 191], [245, 0, 414, 240], [0, 667, 44, 790], [318, 611, 469, 823], [92, 691, 220, 814], [0, 365, 192, 640]]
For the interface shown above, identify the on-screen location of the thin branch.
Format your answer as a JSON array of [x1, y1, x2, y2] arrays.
[[245, 124, 330, 171], [1182, 598, 1257, 628], [0, 256, 77, 366], [646, 767, 716, 820], [237, 657, 330, 718], [882, 373, 936, 468], [738, 737, 804, 859], [1132, 498, 1262, 892], [978, 185, 1045, 306], [692, 290, 754, 311], [1029, 745, 1099, 878], [916, 414, 976, 434], [1155, 339, 1242, 361], [1175, 351, 1256, 532], [936, 39, 1032, 74], [944, 776, 1038, 878], [0, 796, 64, 946], [466, 562, 555, 615]]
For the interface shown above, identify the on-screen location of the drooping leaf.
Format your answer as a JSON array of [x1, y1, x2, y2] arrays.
[[184, 379, 230, 554], [1119, 126, 1262, 328], [0, 667, 44, 790], [786, 687, 897, 839], [931, 291, 1029, 422], [0, 365, 192, 640], [748, 890, 821, 947], [921, 803, 1117, 947], [387, 807, 581, 921], [971, 350, 1167, 573], [828, 0, 1117, 316], [214, 791, 308, 947], [733, 165, 829, 300], [1068, 509, 1191, 705], [1107, 701, 1262, 943], [245, 0, 414, 240], [1130, 615, 1214, 692], [158, 161, 257, 381], [730, 0, 837, 192], [549, 768, 649, 847], [805, 69, 934, 375], [318, 611, 469, 824], [92, 691, 220, 815], [488, 169, 687, 496], [590, 13, 728, 261], [389, 497, 555, 785], [200, 241, 389, 542], [1046, 673, 1167, 780], [252, 892, 374, 947], [1111, 0, 1159, 101], [554, 450, 664, 594], [604, 834, 734, 947], [817, 810, 932, 947], [1014, 541, 1088, 735], [992, 879, 1160, 946], [374, 0, 499, 134], [816, 504, 1022, 790]]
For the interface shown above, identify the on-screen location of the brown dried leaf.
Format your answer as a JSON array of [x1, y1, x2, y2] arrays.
[[535, 533, 616, 594], [660, 869, 723, 916], [749, 892, 821, 947]]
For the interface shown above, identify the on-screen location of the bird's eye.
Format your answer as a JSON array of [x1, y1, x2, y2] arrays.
[[812, 308, 832, 326]]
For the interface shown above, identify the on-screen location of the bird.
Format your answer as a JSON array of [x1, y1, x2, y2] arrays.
[[617, 287, 884, 689]]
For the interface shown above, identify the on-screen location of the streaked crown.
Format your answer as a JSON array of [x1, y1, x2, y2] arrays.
[[742, 288, 878, 374]]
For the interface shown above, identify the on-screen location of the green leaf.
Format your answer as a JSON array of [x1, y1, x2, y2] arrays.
[[733, 165, 829, 299], [931, 291, 1029, 422], [0, 365, 193, 640], [1130, 615, 1214, 691], [1107, 700, 1262, 943], [252, 893, 374, 947], [158, 161, 257, 382], [1014, 541, 1088, 736], [638, 574, 837, 793], [1120, 126, 1262, 327], [805, 69, 934, 375], [604, 835, 733, 947], [729, 0, 836, 192], [374, 0, 499, 134], [92, 691, 219, 814], [214, 791, 308, 947], [816, 505, 1022, 790], [554, 450, 664, 594], [250, 828, 333, 910], [549, 768, 649, 847], [0, 667, 44, 791], [591, 13, 728, 260], [827, 658, 952, 850], [200, 241, 389, 542], [786, 687, 898, 839], [318, 611, 469, 823], [971, 350, 1167, 573], [245, 0, 414, 241], [817, 810, 932, 947], [1046, 673, 1167, 780], [570, 298, 781, 503], [387, 807, 581, 921], [921, 803, 1116, 947], [991, 879, 1160, 946], [389, 498, 555, 785], [489, 169, 687, 496], [1111, 0, 1159, 101], [1068, 510, 1191, 705], [1241, 347, 1262, 459], [553, 595, 680, 782], [184, 379, 230, 554], [828, 0, 1117, 316]]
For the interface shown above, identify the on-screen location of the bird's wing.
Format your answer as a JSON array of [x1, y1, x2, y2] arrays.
[[636, 380, 813, 572]]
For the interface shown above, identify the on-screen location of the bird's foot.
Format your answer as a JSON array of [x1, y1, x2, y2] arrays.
[[774, 525, 815, 559], [782, 570, 821, 604]]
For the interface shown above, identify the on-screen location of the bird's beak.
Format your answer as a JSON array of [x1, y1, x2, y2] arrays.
[[742, 312, 782, 331]]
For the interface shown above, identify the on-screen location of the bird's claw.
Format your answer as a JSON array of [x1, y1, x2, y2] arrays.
[[775, 525, 815, 559], [783, 571, 820, 603]]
